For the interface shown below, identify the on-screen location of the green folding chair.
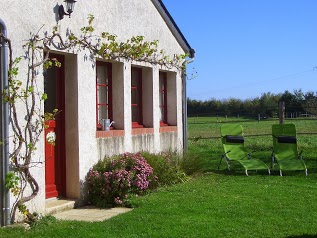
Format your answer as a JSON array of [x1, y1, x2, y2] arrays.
[[272, 123, 307, 176], [218, 124, 270, 176]]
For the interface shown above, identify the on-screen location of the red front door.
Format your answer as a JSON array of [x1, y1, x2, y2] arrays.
[[44, 54, 66, 199]]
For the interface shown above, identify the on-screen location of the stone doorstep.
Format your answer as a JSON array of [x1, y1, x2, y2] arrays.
[[52, 206, 133, 222], [45, 198, 77, 216], [45, 199, 133, 222]]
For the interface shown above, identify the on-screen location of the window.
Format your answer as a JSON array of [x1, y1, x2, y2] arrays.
[[159, 72, 168, 126], [96, 61, 112, 130], [131, 67, 143, 128]]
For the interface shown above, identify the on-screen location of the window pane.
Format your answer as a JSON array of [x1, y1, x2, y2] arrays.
[[159, 92, 164, 106], [159, 72, 167, 124], [159, 78, 162, 91], [160, 107, 165, 121], [96, 62, 112, 129], [132, 106, 139, 122], [97, 65, 109, 85], [131, 89, 139, 104], [98, 105, 108, 121], [98, 86, 108, 104], [131, 67, 142, 126], [44, 66, 57, 113], [159, 76, 165, 91], [131, 69, 140, 87]]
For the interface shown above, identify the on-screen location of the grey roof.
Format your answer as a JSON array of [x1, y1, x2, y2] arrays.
[[151, 0, 195, 58]]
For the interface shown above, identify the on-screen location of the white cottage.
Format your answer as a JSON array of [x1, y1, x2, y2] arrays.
[[0, 0, 194, 225]]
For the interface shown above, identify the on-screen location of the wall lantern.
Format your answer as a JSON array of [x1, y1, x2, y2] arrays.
[[58, 0, 77, 20]]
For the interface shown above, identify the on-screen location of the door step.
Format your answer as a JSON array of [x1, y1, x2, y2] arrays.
[[45, 198, 77, 215]]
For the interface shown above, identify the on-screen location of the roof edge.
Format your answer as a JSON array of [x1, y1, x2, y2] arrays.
[[151, 0, 194, 58]]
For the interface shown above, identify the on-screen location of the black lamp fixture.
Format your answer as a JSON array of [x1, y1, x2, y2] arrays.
[[59, 0, 77, 20]]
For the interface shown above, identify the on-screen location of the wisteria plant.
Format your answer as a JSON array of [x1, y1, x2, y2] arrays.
[[87, 152, 157, 207]]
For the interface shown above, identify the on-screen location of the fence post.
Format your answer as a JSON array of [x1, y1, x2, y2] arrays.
[[279, 101, 285, 124]]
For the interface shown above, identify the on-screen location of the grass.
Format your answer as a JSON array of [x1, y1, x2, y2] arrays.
[[1, 118, 317, 237], [2, 174, 317, 237]]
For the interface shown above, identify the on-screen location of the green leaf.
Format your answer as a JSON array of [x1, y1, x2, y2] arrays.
[[41, 93, 48, 101], [28, 86, 34, 93]]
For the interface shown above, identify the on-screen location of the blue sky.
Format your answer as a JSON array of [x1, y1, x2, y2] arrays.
[[162, 0, 317, 101]]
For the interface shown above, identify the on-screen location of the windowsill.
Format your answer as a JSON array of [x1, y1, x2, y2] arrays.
[[160, 122, 168, 127], [96, 127, 176, 137], [159, 126, 177, 133], [132, 122, 144, 128], [96, 130, 125, 138], [132, 128, 154, 135]]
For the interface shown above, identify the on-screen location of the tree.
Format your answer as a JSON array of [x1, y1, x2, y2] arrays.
[[303, 91, 317, 116], [259, 92, 280, 117], [280, 90, 304, 113]]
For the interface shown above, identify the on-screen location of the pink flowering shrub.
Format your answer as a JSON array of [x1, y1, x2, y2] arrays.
[[87, 152, 156, 207]]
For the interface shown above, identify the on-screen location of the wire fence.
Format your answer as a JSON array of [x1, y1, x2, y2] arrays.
[[188, 111, 317, 121], [188, 132, 317, 141], [187, 113, 317, 140]]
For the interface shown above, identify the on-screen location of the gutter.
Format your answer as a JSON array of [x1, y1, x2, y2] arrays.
[[0, 18, 10, 227], [182, 49, 195, 152]]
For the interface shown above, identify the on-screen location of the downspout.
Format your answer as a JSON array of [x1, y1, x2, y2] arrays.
[[182, 48, 195, 152], [0, 18, 10, 227]]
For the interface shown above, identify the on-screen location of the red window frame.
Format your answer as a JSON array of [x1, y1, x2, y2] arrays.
[[159, 72, 168, 126], [131, 67, 143, 128], [96, 61, 112, 130]]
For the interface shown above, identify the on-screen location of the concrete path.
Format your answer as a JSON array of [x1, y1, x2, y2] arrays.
[[52, 206, 133, 222]]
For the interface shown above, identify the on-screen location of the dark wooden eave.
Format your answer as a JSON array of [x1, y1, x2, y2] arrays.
[[151, 0, 195, 58]]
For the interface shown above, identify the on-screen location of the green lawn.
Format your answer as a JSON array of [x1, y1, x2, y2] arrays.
[[2, 174, 317, 238], [1, 118, 317, 237]]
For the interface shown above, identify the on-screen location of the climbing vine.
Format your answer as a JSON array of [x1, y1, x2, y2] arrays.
[[1, 14, 189, 223], [43, 14, 188, 68]]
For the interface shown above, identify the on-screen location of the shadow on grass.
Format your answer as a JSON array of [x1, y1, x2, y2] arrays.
[[188, 122, 208, 125], [209, 161, 271, 176], [206, 168, 270, 176], [209, 167, 313, 177], [211, 160, 316, 177], [286, 235, 317, 238]]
